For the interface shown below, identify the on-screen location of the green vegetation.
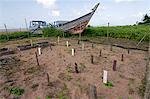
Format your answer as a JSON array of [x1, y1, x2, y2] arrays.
[[0, 25, 149, 43], [104, 81, 114, 88], [83, 25, 149, 42], [9, 87, 24, 96]]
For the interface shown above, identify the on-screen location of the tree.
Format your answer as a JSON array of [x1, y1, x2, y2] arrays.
[[143, 14, 150, 23]]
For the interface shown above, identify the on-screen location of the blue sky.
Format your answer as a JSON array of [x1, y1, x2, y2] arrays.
[[0, 0, 149, 29]]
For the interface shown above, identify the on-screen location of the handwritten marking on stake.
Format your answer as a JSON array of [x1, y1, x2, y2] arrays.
[[103, 70, 108, 84]]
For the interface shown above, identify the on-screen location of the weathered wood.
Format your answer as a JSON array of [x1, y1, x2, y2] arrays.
[[99, 49, 102, 57], [35, 52, 39, 66], [91, 55, 94, 64], [75, 63, 79, 73], [113, 60, 117, 71], [121, 54, 124, 61], [47, 73, 50, 85], [88, 85, 97, 99], [0, 48, 14, 56]]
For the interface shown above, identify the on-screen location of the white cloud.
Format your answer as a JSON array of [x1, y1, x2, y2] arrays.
[[115, 0, 142, 3], [51, 10, 60, 16], [36, 0, 56, 8]]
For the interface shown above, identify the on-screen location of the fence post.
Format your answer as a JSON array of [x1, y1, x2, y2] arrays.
[[91, 55, 94, 64], [47, 73, 50, 85], [113, 60, 117, 71], [99, 49, 102, 57], [121, 54, 124, 61], [35, 52, 39, 66], [75, 63, 79, 73]]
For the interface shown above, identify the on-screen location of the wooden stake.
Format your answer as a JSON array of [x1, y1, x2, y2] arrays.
[[103, 70, 108, 84], [72, 49, 75, 56], [91, 55, 94, 64], [92, 44, 94, 48], [121, 54, 124, 61], [47, 73, 50, 85], [89, 85, 97, 99], [35, 52, 39, 66], [99, 49, 102, 57], [82, 42, 84, 51], [127, 48, 130, 54], [75, 63, 79, 73], [113, 60, 117, 71], [30, 39, 33, 46], [66, 41, 69, 47], [4, 24, 9, 40], [110, 44, 112, 51], [77, 40, 80, 45], [38, 47, 41, 55], [57, 36, 60, 44]]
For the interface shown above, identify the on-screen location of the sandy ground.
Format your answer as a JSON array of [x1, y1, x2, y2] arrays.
[[0, 38, 147, 99]]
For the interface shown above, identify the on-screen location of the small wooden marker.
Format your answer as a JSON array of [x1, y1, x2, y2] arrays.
[[75, 63, 79, 73], [30, 39, 33, 46], [92, 43, 94, 48], [82, 43, 84, 50], [47, 73, 50, 85], [35, 52, 39, 66], [57, 36, 60, 44], [77, 40, 80, 44], [113, 60, 117, 71], [49, 44, 52, 50], [72, 49, 75, 56], [38, 47, 41, 55], [121, 54, 124, 61], [91, 55, 94, 64], [127, 48, 130, 54], [66, 41, 69, 47], [103, 70, 108, 84], [110, 44, 112, 51], [99, 49, 102, 57]]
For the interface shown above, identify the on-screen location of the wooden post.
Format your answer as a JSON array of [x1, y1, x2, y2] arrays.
[[107, 22, 110, 43], [127, 48, 130, 54], [99, 49, 102, 57], [103, 70, 108, 84], [38, 47, 41, 55], [72, 49, 75, 56], [77, 40, 80, 45], [57, 36, 60, 44], [91, 55, 94, 64], [47, 73, 50, 85], [30, 39, 33, 46], [121, 54, 124, 61], [35, 52, 39, 66], [113, 60, 117, 71], [49, 44, 52, 50], [89, 85, 97, 99], [66, 41, 69, 47], [110, 44, 112, 51], [75, 63, 79, 73], [92, 43, 94, 48], [82, 42, 84, 51], [4, 24, 9, 40]]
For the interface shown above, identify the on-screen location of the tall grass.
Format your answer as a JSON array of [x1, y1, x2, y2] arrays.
[[0, 25, 149, 43], [83, 25, 149, 42]]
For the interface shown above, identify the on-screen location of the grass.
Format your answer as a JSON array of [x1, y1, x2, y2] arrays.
[[0, 25, 149, 43], [104, 81, 114, 88], [9, 87, 24, 96]]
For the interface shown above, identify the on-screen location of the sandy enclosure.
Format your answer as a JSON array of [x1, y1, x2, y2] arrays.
[[0, 38, 147, 99]]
